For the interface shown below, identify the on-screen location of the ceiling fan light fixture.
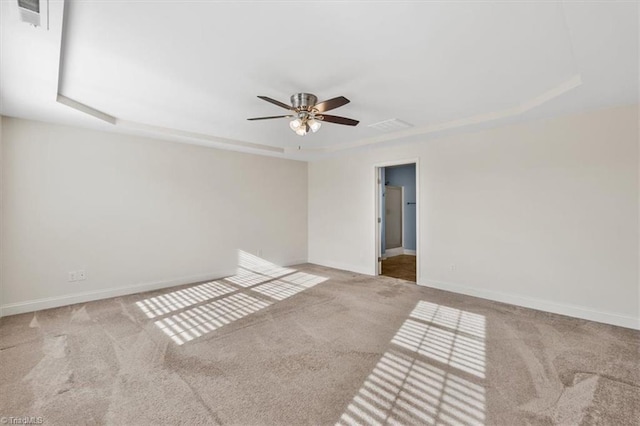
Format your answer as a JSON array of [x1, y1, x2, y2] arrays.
[[308, 119, 322, 133], [249, 93, 358, 136], [289, 118, 302, 130]]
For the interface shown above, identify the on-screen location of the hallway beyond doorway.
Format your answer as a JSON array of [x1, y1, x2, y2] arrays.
[[378, 161, 417, 282], [381, 255, 416, 282]]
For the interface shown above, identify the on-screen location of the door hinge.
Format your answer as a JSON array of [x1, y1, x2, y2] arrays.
[[378, 257, 382, 262], [377, 217, 381, 223]]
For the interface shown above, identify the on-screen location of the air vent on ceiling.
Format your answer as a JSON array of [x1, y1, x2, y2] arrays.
[[368, 118, 413, 132], [17, 0, 48, 29]]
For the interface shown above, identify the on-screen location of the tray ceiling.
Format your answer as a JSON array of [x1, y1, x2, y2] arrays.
[[1, 1, 637, 160]]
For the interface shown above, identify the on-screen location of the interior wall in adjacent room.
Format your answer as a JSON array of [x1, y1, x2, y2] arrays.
[[385, 164, 417, 252]]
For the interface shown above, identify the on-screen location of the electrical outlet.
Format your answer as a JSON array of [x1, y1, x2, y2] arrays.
[[68, 270, 86, 282], [449, 264, 457, 272]]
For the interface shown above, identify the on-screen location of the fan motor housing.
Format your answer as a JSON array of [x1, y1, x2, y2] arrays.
[[291, 93, 317, 110]]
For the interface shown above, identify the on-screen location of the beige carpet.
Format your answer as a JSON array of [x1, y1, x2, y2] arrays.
[[1, 262, 639, 425], [382, 255, 416, 282]]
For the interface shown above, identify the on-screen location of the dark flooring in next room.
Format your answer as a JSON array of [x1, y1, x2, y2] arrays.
[[1, 262, 638, 425], [382, 254, 417, 282]]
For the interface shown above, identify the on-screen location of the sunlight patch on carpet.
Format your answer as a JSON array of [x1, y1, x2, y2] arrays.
[[137, 250, 328, 345], [337, 301, 486, 426], [154, 293, 271, 345], [136, 281, 236, 319]]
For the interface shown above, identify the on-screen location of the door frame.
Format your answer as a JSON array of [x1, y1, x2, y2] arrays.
[[374, 158, 420, 283]]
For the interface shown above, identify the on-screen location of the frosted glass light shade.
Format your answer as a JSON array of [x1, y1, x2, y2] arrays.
[[308, 119, 321, 133], [289, 119, 302, 130]]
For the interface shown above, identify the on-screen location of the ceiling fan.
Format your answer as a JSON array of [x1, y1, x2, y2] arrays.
[[247, 93, 359, 136]]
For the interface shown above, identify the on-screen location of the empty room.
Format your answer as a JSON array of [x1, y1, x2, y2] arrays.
[[1, 1, 638, 425]]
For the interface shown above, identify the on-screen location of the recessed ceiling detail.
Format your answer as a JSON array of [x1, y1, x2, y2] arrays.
[[1, 0, 637, 160], [54, 74, 583, 155], [306, 74, 584, 154]]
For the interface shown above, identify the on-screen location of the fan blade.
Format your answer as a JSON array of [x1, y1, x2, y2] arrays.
[[257, 96, 294, 110], [247, 115, 294, 121], [320, 114, 359, 126], [313, 96, 350, 113]]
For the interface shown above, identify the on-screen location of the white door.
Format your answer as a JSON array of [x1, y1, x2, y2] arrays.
[[385, 186, 402, 249]]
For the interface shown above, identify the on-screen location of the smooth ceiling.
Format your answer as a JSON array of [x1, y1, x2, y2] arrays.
[[1, 1, 637, 159]]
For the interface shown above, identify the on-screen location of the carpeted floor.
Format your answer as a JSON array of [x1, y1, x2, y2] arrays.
[[1, 261, 639, 425], [382, 255, 417, 282]]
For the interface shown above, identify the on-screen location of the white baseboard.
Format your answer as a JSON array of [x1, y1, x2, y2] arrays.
[[0, 270, 234, 318], [420, 278, 639, 330], [0, 258, 309, 318], [383, 248, 416, 257], [308, 258, 373, 276], [384, 247, 404, 257], [282, 259, 310, 268]]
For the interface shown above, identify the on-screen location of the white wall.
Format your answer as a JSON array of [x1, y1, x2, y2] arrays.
[[0, 116, 3, 310], [1, 117, 308, 315], [309, 105, 639, 329]]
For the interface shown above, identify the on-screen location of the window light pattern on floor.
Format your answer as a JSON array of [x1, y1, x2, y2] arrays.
[[338, 350, 485, 426], [135, 280, 236, 318], [224, 269, 274, 288], [393, 301, 485, 379], [136, 250, 328, 345], [409, 302, 485, 340], [224, 252, 294, 287], [238, 251, 295, 278], [337, 301, 486, 426], [252, 273, 328, 301], [281, 271, 329, 287], [155, 293, 271, 345]]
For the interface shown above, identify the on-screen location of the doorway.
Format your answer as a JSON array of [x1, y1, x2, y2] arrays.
[[376, 162, 418, 283]]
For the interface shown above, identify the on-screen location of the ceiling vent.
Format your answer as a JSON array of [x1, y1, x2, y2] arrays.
[[368, 118, 413, 132], [17, 0, 48, 29]]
